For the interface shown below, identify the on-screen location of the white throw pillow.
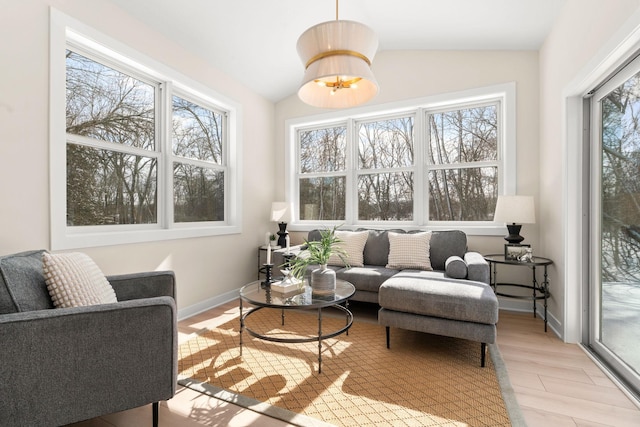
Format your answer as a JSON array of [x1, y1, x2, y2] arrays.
[[386, 231, 433, 270], [327, 230, 369, 267], [43, 252, 117, 308]]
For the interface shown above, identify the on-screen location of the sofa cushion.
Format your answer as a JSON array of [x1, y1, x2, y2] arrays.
[[43, 252, 117, 308], [379, 270, 498, 325], [328, 230, 369, 267], [386, 231, 433, 270], [359, 229, 406, 266], [336, 266, 400, 293], [429, 230, 467, 271], [0, 250, 53, 314], [445, 256, 467, 279]]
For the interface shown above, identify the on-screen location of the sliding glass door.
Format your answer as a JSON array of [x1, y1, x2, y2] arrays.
[[590, 56, 640, 394]]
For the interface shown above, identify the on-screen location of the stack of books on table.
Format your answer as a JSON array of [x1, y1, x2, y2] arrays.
[[271, 277, 302, 294]]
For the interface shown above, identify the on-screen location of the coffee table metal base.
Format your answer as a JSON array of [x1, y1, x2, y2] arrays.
[[239, 301, 353, 374]]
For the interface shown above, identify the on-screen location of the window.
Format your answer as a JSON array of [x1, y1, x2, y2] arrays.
[[50, 10, 241, 249], [171, 95, 226, 223], [287, 84, 514, 233], [357, 115, 415, 221], [298, 125, 347, 220], [427, 104, 498, 222], [65, 50, 159, 227]]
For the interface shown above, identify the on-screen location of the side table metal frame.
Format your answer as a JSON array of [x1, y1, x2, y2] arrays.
[[484, 254, 553, 332]]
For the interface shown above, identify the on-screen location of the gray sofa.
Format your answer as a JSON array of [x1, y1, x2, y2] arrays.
[[0, 250, 177, 427], [274, 229, 499, 366]]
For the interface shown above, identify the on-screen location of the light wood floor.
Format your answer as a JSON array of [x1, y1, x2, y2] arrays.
[[70, 301, 640, 427]]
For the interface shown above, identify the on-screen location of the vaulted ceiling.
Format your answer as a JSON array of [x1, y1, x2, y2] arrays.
[[109, 0, 566, 102]]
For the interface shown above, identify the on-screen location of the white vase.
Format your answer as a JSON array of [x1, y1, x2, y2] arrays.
[[311, 264, 336, 295]]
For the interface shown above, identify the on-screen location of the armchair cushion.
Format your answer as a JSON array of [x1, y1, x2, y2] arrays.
[[0, 250, 52, 314], [43, 252, 117, 308]]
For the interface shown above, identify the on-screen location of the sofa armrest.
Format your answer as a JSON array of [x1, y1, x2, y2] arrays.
[[0, 297, 177, 426], [465, 252, 490, 284], [107, 270, 175, 301]]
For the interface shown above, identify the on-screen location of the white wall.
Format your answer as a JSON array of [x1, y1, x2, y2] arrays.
[[539, 0, 640, 341], [0, 0, 276, 317]]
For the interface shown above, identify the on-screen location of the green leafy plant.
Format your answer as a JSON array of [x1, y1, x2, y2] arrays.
[[289, 226, 348, 279]]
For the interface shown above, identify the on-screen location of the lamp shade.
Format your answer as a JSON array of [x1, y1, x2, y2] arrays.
[[270, 202, 291, 223], [297, 20, 378, 108], [494, 195, 535, 224]]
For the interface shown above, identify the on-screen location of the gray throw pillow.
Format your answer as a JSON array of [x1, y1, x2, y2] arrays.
[[445, 255, 467, 279]]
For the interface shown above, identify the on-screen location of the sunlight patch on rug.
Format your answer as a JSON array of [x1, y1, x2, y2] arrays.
[[179, 308, 513, 427]]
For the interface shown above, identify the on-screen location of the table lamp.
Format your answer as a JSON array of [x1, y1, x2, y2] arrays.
[[493, 195, 535, 243]]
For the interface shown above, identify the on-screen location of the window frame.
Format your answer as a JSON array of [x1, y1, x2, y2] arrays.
[[285, 83, 516, 235], [50, 9, 242, 250], [423, 100, 501, 225]]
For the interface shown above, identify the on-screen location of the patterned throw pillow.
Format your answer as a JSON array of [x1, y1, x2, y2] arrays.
[[43, 252, 117, 308], [386, 231, 433, 270], [327, 230, 369, 267]]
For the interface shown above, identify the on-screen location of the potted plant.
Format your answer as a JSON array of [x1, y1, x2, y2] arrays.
[[269, 234, 277, 247], [289, 226, 348, 294]]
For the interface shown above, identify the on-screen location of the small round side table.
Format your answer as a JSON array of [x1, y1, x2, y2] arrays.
[[483, 254, 553, 332]]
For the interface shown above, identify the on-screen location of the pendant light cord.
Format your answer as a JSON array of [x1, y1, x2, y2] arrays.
[[335, 0, 339, 20]]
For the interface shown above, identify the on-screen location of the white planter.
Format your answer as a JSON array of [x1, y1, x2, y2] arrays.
[[311, 264, 336, 295]]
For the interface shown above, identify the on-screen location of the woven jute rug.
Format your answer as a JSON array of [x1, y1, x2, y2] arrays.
[[178, 306, 523, 427]]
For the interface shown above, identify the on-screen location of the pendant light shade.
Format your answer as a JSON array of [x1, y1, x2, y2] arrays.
[[297, 20, 379, 108]]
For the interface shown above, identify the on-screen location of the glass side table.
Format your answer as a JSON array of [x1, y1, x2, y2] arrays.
[[483, 254, 553, 332]]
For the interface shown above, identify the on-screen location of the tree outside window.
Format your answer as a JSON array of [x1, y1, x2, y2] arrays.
[[358, 116, 414, 221], [428, 105, 498, 221], [298, 126, 347, 220], [293, 101, 501, 225], [65, 50, 227, 227]]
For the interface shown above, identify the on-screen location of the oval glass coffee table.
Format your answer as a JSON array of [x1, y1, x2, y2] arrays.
[[239, 279, 355, 374]]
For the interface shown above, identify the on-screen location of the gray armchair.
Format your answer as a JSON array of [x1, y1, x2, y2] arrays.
[[0, 250, 177, 427]]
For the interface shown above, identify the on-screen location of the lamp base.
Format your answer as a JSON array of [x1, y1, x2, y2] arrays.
[[504, 223, 524, 244], [277, 222, 288, 248]]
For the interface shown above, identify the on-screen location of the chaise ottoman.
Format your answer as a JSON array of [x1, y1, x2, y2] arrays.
[[378, 270, 499, 366]]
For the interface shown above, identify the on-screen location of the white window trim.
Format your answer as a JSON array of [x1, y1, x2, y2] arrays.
[[284, 83, 516, 236], [50, 8, 242, 250]]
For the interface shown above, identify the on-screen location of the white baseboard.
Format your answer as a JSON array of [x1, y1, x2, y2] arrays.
[[177, 290, 564, 340], [498, 298, 562, 339], [177, 288, 239, 321]]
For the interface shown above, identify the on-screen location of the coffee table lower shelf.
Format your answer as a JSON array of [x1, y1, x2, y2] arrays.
[[238, 280, 356, 374], [240, 304, 353, 374]]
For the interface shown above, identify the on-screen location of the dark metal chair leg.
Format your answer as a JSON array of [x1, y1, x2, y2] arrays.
[[481, 343, 486, 367], [152, 402, 159, 427], [386, 326, 390, 349]]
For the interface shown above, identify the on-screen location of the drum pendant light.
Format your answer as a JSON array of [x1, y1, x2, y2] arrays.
[[296, 0, 379, 108]]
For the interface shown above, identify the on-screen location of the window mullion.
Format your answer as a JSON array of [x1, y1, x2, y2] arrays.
[[66, 134, 159, 159], [346, 118, 357, 224], [413, 109, 425, 226], [160, 81, 173, 229]]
